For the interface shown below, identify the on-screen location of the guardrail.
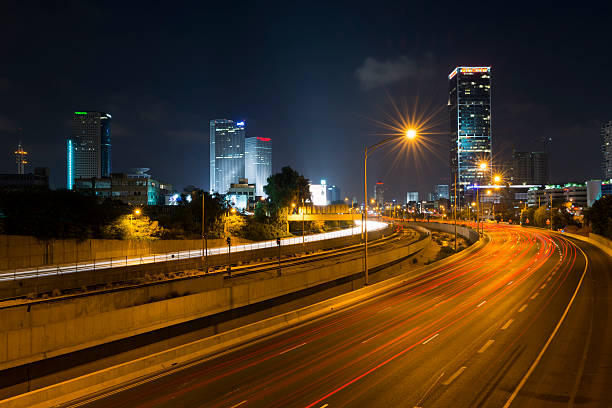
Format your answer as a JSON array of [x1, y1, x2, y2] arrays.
[[0, 221, 387, 282]]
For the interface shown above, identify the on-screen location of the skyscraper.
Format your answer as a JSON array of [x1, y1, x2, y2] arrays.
[[602, 121, 612, 180], [14, 141, 28, 175], [67, 111, 111, 189], [210, 119, 245, 194], [374, 182, 384, 206], [245, 136, 272, 197], [435, 184, 450, 199], [512, 150, 548, 185], [449, 67, 492, 206]]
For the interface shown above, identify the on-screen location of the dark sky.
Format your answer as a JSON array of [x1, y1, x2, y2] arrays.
[[1, 2, 611, 201]]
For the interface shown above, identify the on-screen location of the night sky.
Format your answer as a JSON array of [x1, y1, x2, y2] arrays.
[[1, 2, 611, 201]]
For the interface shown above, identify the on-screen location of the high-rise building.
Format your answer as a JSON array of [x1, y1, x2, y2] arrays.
[[449, 67, 492, 206], [67, 111, 111, 189], [209, 119, 245, 194], [374, 182, 384, 205], [245, 136, 272, 197], [435, 184, 449, 199], [406, 191, 419, 203], [512, 150, 548, 185], [602, 121, 612, 179]]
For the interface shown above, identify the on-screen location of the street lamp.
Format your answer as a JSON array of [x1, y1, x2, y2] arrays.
[[363, 129, 417, 285]]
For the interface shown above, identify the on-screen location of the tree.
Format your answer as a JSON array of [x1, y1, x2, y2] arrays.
[[103, 214, 162, 240], [263, 166, 311, 213], [585, 195, 612, 239]]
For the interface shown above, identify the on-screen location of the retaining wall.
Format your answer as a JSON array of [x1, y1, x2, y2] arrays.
[[405, 221, 479, 243], [0, 235, 254, 271], [0, 228, 390, 299], [0, 231, 424, 372]]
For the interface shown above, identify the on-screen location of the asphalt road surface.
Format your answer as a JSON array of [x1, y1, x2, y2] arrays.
[[70, 224, 611, 408]]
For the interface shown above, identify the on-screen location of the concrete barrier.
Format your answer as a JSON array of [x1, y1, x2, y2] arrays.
[[560, 231, 612, 258], [0, 231, 483, 408], [405, 221, 479, 243]]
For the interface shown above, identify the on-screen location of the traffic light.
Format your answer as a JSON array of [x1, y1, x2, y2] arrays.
[[226, 237, 231, 246], [276, 238, 281, 246]]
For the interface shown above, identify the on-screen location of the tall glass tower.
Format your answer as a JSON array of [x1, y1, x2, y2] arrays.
[[449, 67, 492, 206], [67, 111, 112, 189], [245, 136, 272, 197], [209, 119, 245, 194]]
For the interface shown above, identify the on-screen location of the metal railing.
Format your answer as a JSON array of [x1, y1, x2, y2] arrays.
[[0, 221, 387, 282]]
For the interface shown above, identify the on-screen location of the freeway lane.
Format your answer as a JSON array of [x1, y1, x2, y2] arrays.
[[70, 225, 610, 408]]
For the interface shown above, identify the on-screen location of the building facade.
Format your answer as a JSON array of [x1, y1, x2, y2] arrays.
[[227, 178, 256, 210], [73, 168, 172, 206], [245, 136, 272, 197], [449, 67, 492, 206], [603, 121, 612, 179], [512, 150, 548, 185], [67, 111, 111, 189], [210, 119, 245, 194], [406, 191, 419, 204], [374, 182, 384, 206], [436, 184, 449, 199]]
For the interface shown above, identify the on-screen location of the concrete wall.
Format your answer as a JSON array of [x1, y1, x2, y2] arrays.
[[0, 234, 427, 372], [0, 228, 391, 299], [405, 221, 479, 243], [562, 231, 612, 258], [0, 235, 254, 271]]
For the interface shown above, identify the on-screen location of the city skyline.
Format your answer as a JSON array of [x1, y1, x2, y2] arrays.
[[0, 3, 610, 200]]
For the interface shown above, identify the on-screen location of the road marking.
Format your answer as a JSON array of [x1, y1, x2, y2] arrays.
[[377, 306, 392, 313], [518, 304, 528, 313], [540, 283, 547, 289], [362, 333, 382, 343], [506, 280, 514, 286], [478, 340, 495, 354], [501, 319, 514, 330], [547, 276, 552, 282], [442, 366, 466, 385], [422, 333, 439, 344], [477, 300, 486, 308], [279, 342, 307, 355], [320, 405, 329, 408], [503, 242, 589, 408], [230, 401, 247, 408], [414, 371, 445, 408], [530, 292, 539, 300]]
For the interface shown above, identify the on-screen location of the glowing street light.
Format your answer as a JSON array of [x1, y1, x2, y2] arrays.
[[363, 128, 417, 285], [493, 175, 501, 183]]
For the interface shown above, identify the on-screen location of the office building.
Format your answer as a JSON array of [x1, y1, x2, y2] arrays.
[[374, 182, 384, 206], [436, 184, 449, 199], [327, 183, 342, 203], [406, 191, 419, 204], [603, 121, 612, 179], [67, 111, 111, 189], [245, 136, 272, 197], [0, 167, 49, 191], [512, 150, 548, 185], [227, 178, 256, 210], [210, 119, 245, 194], [73, 168, 172, 206], [449, 67, 492, 206]]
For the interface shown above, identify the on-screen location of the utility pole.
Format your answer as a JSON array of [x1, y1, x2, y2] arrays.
[[454, 171, 457, 252], [276, 237, 281, 276], [226, 237, 231, 277], [202, 191, 208, 272]]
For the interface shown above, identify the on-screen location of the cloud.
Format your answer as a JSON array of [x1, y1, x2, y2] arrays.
[[354, 56, 434, 90]]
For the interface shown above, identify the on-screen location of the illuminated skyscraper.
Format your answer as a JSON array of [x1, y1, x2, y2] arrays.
[[14, 141, 28, 175], [209, 119, 245, 194], [67, 111, 111, 189], [449, 67, 492, 205], [245, 136, 272, 197], [603, 121, 612, 180]]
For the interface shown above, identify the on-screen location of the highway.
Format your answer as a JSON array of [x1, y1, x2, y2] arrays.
[[0, 221, 387, 282], [67, 224, 611, 408]]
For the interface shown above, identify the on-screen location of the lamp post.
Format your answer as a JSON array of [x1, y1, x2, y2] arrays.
[[201, 191, 208, 272], [363, 128, 416, 285]]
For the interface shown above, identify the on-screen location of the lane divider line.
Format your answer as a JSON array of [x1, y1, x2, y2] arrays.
[[278, 342, 307, 355], [477, 300, 486, 308], [530, 293, 539, 300], [230, 400, 247, 408], [442, 366, 466, 386], [422, 333, 440, 345], [518, 304, 527, 313], [503, 241, 589, 408], [478, 340, 495, 354], [501, 319, 514, 330], [540, 283, 547, 289]]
